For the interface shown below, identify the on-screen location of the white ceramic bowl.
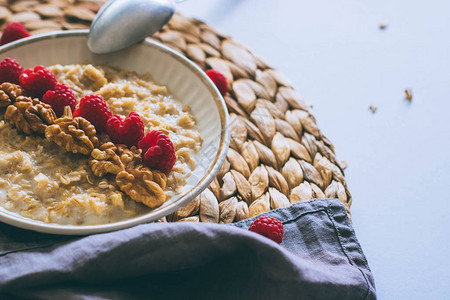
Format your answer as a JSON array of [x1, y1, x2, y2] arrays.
[[0, 30, 230, 235]]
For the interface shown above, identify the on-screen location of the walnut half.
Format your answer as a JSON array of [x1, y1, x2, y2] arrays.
[[0, 82, 23, 108], [90, 142, 142, 177], [4, 96, 56, 135], [116, 166, 167, 208], [45, 116, 99, 155]]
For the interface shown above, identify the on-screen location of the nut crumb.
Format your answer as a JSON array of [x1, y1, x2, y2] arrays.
[[369, 105, 377, 113], [405, 89, 413, 101], [379, 21, 388, 30], [116, 167, 167, 208], [45, 115, 99, 155], [5, 96, 56, 135], [0, 82, 23, 108], [89, 142, 141, 177]]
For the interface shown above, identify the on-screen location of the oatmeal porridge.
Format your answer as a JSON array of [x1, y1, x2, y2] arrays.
[[0, 63, 203, 225]]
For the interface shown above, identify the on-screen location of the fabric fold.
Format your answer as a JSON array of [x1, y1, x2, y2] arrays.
[[0, 198, 376, 300]]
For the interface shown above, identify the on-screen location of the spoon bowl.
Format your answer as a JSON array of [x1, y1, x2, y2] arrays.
[[88, 0, 175, 54]]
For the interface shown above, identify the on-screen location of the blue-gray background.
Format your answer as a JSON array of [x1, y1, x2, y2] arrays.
[[177, 1, 450, 299]]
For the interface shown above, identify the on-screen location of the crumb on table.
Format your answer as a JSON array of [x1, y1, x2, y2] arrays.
[[405, 89, 413, 101], [379, 21, 388, 30]]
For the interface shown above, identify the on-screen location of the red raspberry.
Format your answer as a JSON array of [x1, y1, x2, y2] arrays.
[[0, 57, 23, 84], [138, 130, 176, 173], [248, 216, 284, 244], [19, 65, 57, 98], [106, 112, 145, 147], [73, 94, 112, 133], [205, 69, 228, 97], [42, 83, 77, 117], [0, 22, 30, 46]]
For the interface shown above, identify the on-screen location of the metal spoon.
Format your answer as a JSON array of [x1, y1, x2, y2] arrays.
[[87, 0, 176, 54]]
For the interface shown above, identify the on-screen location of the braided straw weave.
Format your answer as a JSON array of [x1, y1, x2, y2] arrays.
[[0, 0, 352, 223]]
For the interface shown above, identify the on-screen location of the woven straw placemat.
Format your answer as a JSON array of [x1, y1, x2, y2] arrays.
[[0, 0, 351, 223]]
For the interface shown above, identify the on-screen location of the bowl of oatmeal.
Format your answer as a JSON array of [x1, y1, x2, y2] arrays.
[[0, 30, 230, 234]]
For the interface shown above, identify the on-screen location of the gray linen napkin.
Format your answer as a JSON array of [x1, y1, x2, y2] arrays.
[[0, 198, 376, 300]]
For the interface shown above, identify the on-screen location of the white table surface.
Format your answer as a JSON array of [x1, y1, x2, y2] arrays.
[[177, 1, 450, 299]]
